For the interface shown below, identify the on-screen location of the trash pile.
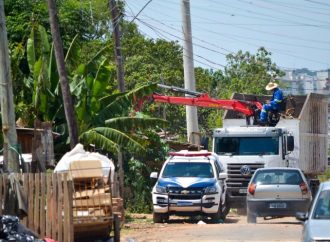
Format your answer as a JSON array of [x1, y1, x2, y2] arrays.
[[0, 215, 53, 242]]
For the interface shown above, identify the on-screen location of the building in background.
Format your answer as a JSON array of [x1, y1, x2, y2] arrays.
[[280, 68, 330, 145]]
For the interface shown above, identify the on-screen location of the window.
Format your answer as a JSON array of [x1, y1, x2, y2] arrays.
[[162, 162, 214, 178], [252, 169, 303, 185], [313, 190, 330, 220], [214, 137, 279, 156]]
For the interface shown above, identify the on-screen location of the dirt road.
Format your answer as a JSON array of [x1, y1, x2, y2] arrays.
[[122, 212, 303, 242]]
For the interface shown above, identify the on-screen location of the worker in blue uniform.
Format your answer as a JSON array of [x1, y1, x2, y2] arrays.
[[259, 82, 283, 123]]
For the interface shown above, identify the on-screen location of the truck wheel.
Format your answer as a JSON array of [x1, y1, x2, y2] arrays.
[[153, 213, 168, 223]]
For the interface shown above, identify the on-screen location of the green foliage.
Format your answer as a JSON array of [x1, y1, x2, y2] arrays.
[[319, 168, 330, 182], [124, 131, 169, 213], [220, 47, 285, 97], [6, 1, 286, 213]]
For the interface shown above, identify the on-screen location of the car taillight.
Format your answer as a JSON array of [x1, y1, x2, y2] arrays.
[[248, 183, 256, 195], [299, 182, 308, 195]]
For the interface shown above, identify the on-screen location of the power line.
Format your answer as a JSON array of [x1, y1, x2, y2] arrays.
[[305, 0, 330, 8], [129, 0, 153, 24], [254, 0, 330, 16], [124, 0, 330, 69], [140, 0, 330, 45], [141, 14, 330, 52], [234, 0, 330, 26], [135, 18, 228, 56], [137, 19, 225, 69], [140, 14, 233, 53]]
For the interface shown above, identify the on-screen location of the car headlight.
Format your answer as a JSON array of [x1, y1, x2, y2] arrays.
[[156, 185, 167, 193], [204, 185, 218, 194]]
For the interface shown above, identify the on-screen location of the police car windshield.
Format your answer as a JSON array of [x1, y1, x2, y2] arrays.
[[162, 162, 214, 178]]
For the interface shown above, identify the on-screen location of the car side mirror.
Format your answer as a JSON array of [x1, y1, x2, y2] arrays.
[[287, 136, 294, 151], [150, 172, 158, 179], [219, 172, 227, 180], [295, 212, 308, 221]]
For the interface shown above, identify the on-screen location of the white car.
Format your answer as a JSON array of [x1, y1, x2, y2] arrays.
[[296, 181, 330, 242], [247, 167, 312, 223], [150, 150, 228, 223]]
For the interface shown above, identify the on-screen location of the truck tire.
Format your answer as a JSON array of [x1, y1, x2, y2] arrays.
[[153, 213, 169, 223]]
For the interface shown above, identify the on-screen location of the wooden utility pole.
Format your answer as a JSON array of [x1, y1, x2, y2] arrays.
[[47, 0, 78, 149], [109, 0, 125, 197], [109, 0, 125, 92], [0, 0, 20, 172], [181, 0, 200, 145]]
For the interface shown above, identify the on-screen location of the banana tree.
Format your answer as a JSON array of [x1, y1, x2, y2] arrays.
[[79, 83, 168, 196]]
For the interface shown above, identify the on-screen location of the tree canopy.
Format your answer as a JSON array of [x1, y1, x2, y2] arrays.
[[4, 0, 285, 211]]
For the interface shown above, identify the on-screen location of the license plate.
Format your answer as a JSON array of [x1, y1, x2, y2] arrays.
[[177, 201, 193, 206], [269, 202, 287, 209], [239, 188, 247, 194]]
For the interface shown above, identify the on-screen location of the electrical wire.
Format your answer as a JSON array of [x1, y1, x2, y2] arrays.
[[139, 14, 330, 52], [124, 0, 330, 69], [137, 19, 225, 69], [129, 0, 153, 24], [137, 0, 330, 45]]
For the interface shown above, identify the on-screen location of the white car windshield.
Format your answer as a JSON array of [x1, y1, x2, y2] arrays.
[[162, 162, 214, 178], [313, 190, 330, 220]]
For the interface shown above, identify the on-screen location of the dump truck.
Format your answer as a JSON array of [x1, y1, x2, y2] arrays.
[[140, 84, 329, 213], [213, 93, 329, 211]]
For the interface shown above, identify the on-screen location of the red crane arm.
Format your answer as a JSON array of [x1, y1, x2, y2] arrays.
[[152, 93, 263, 117]]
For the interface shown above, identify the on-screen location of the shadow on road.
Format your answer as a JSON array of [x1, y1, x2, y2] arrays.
[[257, 216, 302, 225]]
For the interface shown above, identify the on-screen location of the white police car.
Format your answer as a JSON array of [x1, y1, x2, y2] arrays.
[[150, 150, 228, 223]]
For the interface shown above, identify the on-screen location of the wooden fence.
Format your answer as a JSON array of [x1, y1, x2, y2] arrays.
[[0, 173, 73, 242]]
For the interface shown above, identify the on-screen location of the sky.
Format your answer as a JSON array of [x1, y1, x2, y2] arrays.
[[123, 0, 330, 71]]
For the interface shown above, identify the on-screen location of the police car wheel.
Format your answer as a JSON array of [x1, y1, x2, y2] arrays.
[[210, 203, 224, 223], [153, 212, 169, 223]]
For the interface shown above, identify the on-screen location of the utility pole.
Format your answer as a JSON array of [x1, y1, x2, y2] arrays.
[[181, 0, 200, 145], [0, 0, 20, 172], [109, 0, 125, 92], [109, 0, 125, 198]]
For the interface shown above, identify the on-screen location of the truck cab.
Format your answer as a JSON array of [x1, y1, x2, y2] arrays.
[[150, 150, 228, 223], [212, 126, 294, 209]]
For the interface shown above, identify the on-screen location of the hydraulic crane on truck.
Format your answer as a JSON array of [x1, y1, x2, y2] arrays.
[[144, 84, 288, 126]]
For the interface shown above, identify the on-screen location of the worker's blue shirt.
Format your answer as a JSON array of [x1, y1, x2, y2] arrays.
[[270, 88, 283, 109]]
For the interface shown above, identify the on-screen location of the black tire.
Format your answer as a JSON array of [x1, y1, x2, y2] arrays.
[[113, 214, 120, 242], [210, 202, 226, 223], [153, 212, 169, 223], [220, 199, 230, 220]]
